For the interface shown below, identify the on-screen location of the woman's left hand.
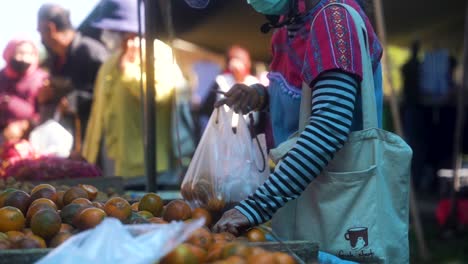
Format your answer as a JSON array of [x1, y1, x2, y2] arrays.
[[212, 208, 252, 236]]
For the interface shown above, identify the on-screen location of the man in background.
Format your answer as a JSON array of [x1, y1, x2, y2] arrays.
[[37, 3, 108, 138]]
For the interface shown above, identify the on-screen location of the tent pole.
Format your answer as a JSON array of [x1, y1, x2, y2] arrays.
[[373, 0, 430, 260], [448, 1, 468, 231], [144, 0, 157, 192]]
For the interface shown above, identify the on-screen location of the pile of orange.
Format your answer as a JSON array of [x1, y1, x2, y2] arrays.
[[0, 183, 298, 264]]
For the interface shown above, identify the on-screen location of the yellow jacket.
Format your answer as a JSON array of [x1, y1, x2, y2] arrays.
[[82, 39, 185, 177]]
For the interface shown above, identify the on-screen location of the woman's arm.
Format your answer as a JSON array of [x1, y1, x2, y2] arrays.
[[236, 70, 358, 225]]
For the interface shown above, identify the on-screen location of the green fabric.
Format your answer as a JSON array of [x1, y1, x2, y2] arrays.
[[271, 4, 412, 263]]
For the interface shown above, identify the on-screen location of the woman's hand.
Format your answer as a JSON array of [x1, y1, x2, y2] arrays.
[[212, 208, 252, 236], [214, 84, 260, 114]]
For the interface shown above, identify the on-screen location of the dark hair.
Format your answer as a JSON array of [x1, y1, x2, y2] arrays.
[[38, 4, 73, 31]]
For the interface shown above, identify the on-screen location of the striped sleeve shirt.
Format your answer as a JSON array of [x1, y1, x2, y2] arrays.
[[235, 71, 359, 225]]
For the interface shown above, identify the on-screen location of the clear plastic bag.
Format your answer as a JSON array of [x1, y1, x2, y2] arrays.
[[181, 108, 269, 214], [36, 218, 204, 264]]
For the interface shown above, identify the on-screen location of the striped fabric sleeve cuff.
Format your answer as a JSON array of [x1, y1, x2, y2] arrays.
[[235, 71, 359, 225]]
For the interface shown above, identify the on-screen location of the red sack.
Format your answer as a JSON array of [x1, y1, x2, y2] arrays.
[[435, 199, 468, 227]]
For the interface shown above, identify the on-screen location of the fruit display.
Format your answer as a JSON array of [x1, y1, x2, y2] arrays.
[[0, 182, 301, 264]]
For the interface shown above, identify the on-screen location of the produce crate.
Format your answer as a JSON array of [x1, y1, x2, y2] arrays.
[[0, 241, 318, 264], [249, 241, 319, 263], [0, 249, 50, 264]]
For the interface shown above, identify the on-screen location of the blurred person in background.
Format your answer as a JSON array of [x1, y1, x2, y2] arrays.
[[36, 3, 108, 137], [83, 0, 186, 186], [0, 37, 48, 145]]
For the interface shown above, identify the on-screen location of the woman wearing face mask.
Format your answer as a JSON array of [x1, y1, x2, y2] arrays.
[[0, 38, 48, 144], [185, 0, 407, 262]]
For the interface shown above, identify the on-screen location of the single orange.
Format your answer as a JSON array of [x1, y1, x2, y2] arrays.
[[16, 237, 42, 249], [222, 242, 251, 259], [27, 234, 47, 248], [30, 198, 57, 210], [192, 208, 213, 227], [26, 203, 56, 225], [223, 256, 248, 264], [137, 210, 153, 219], [60, 203, 84, 226], [31, 209, 62, 240], [59, 223, 74, 233], [30, 188, 57, 204], [0, 188, 17, 207], [162, 200, 192, 222], [138, 193, 164, 217], [186, 244, 207, 263], [6, 230, 25, 243], [148, 217, 168, 224], [186, 227, 213, 250], [70, 198, 93, 206], [76, 207, 106, 230], [62, 187, 88, 206], [272, 252, 297, 264], [49, 232, 73, 248], [160, 243, 199, 264], [0, 206, 25, 232], [104, 197, 132, 221], [31, 184, 56, 195], [246, 228, 266, 242], [246, 252, 276, 264], [78, 184, 98, 201], [3, 190, 31, 215]]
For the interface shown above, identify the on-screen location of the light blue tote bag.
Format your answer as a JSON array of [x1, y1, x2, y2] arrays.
[[271, 4, 412, 263]]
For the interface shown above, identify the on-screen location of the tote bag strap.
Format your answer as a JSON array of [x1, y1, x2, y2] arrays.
[[298, 3, 378, 132]]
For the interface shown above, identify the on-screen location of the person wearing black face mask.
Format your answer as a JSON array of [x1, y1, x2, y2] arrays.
[[0, 38, 49, 141]]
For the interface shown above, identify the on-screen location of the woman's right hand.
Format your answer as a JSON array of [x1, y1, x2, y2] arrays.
[[214, 84, 261, 114]]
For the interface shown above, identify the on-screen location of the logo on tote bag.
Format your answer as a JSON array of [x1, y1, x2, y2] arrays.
[[339, 226, 375, 259]]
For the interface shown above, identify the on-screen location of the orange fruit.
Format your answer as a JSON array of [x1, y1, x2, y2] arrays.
[[3, 190, 31, 215], [0, 239, 11, 249], [160, 243, 199, 264], [93, 201, 105, 210], [26, 234, 47, 248], [224, 256, 247, 264], [187, 227, 213, 250], [137, 210, 153, 219], [222, 242, 251, 259], [247, 247, 267, 257], [6, 230, 25, 243], [0, 206, 25, 232], [70, 198, 93, 206], [30, 188, 57, 204], [62, 187, 88, 206], [272, 252, 296, 264], [138, 193, 164, 217], [186, 244, 207, 263], [16, 237, 42, 249], [162, 200, 192, 222], [78, 184, 98, 201], [76, 207, 106, 230], [213, 232, 236, 243], [0, 188, 17, 207], [56, 191, 65, 209], [246, 228, 266, 242], [31, 184, 56, 195], [22, 228, 34, 237], [246, 252, 276, 264], [207, 198, 226, 213], [60, 204, 85, 226], [0, 232, 8, 240], [104, 197, 131, 221], [30, 198, 57, 210], [26, 203, 56, 225], [192, 208, 213, 227], [148, 217, 168, 224], [131, 202, 139, 212], [31, 209, 61, 240], [206, 243, 225, 262], [59, 223, 74, 233], [49, 232, 73, 248]]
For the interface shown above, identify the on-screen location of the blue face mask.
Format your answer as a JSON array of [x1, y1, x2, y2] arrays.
[[247, 0, 290, 15]]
